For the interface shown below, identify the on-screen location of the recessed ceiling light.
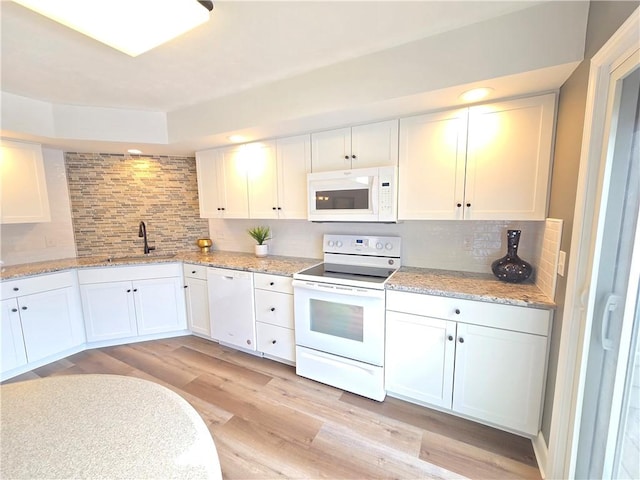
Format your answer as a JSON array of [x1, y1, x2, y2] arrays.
[[459, 87, 494, 103], [228, 135, 246, 143], [128, 149, 143, 155], [13, 0, 212, 57]]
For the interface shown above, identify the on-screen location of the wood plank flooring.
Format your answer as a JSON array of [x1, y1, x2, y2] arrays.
[[4, 336, 541, 479]]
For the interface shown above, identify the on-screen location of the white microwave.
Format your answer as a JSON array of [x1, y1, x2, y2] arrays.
[[307, 166, 397, 222]]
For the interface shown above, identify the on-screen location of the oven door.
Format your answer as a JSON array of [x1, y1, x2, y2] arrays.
[[307, 169, 378, 221], [292, 279, 385, 366]]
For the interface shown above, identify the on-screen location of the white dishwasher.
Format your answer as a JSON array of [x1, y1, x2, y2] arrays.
[[207, 267, 256, 351]]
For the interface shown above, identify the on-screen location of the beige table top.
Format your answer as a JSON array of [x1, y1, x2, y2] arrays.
[[1, 375, 222, 479]]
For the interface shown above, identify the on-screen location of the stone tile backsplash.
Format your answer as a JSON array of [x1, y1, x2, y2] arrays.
[[65, 153, 209, 257]]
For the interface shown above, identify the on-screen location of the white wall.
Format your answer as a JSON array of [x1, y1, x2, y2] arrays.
[[1, 148, 76, 266], [208, 218, 544, 274]]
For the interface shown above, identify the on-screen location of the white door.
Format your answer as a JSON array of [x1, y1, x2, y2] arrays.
[[350, 119, 399, 169], [311, 127, 351, 172], [81, 281, 138, 341], [134, 277, 186, 335], [398, 109, 467, 220], [219, 145, 249, 218], [276, 135, 311, 219], [247, 141, 279, 219], [575, 53, 640, 480], [18, 288, 80, 363], [1, 299, 27, 372], [185, 277, 210, 337], [452, 323, 548, 436], [385, 311, 456, 409], [195, 149, 223, 218], [465, 94, 555, 220]]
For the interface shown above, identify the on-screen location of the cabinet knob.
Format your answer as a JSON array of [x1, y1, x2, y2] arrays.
[[184, 285, 188, 289], [246, 339, 252, 345], [455, 308, 461, 315], [466, 203, 471, 207], [221, 207, 225, 211], [456, 203, 462, 208], [269, 282, 274, 286], [277, 207, 282, 210], [191, 270, 196, 274], [344, 155, 349, 160], [11, 308, 18, 313], [271, 339, 277, 344], [127, 289, 132, 293], [459, 337, 465, 343], [272, 207, 277, 210], [270, 307, 276, 312], [21, 306, 27, 310], [133, 288, 138, 292], [352, 154, 356, 159], [217, 208, 221, 211], [12, 287, 19, 292]]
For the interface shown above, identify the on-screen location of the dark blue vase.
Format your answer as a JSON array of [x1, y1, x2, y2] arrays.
[[491, 230, 533, 283]]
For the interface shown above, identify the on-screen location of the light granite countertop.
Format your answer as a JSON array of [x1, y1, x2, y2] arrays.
[[387, 266, 555, 309], [1, 251, 553, 308]]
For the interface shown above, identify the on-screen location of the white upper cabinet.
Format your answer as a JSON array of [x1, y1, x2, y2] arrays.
[[398, 93, 556, 221], [311, 119, 399, 172], [198, 136, 311, 220], [196, 145, 249, 219], [0, 140, 51, 224]]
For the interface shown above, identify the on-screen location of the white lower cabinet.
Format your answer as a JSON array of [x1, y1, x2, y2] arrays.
[[207, 267, 256, 350], [183, 264, 210, 337], [79, 264, 187, 343], [385, 290, 551, 437], [1, 271, 84, 378], [254, 272, 295, 363]]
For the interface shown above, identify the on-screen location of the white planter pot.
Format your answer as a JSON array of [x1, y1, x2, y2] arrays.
[[254, 244, 268, 257]]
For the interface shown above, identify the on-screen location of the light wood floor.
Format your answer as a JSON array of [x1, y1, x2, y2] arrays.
[[5, 336, 541, 479]]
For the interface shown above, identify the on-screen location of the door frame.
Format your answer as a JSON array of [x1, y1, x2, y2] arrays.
[[545, 8, 639, 479]]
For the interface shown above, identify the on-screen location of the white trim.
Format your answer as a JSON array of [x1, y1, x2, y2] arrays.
[[545, 7, 640, 480], [533, 430, 549, 479]]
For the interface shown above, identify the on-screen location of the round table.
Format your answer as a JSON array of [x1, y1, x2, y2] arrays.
[[1, 374, 222, 479]]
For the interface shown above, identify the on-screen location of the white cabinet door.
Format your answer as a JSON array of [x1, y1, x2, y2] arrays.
[[208, 268, 256, 350], [219, 145, 250, 218], [351, 119, 399, 169], [254, 289, 294, 329], [195, 149, 224, 218], [247, 141, 279, 219], [276, 135, 311, 219], [452, 323, 548, 436], [256, 322, 295, 362], [1, 299, 27, 372], [81, 281, 138, 342], [398, 109, 468, 220], [464, 93, 556, 220], [311, 127, 351, 172], [18, 287, 84, 363], [184, 276, 210, 337], [134, 277, 187, 335], [311, 120, 399, 172], [385, 310, 456, 409], [0, 140, 51, 224]]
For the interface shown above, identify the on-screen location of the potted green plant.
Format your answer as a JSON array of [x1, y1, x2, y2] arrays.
[[247, 226, 271, 257]]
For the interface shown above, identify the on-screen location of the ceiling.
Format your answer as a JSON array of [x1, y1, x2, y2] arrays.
[[0, 1, 585, 154]]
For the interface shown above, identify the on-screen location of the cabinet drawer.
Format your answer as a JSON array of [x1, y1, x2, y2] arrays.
[[257, 322, 295, 362], [386, 290, 551, 336], [255, 290, 294, 328], [254, 272, 293, 294], [183, 263, 207, 280], [2, 271, 75, 299]]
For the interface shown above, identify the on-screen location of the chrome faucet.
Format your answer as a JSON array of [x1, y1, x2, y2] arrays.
[[138, 221, 155, 255]]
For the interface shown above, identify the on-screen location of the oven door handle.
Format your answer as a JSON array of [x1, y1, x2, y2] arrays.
[[292, 280, 385, 298]]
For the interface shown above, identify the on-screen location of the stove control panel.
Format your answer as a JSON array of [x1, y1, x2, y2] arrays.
[[324, 234, 401, 257]]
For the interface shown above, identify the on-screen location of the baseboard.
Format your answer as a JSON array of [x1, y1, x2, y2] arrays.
[[532, 430, 549, 479]]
